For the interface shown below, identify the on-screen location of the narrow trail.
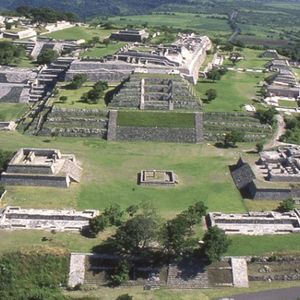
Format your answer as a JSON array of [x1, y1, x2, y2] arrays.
[[263, 114, 286, 150]]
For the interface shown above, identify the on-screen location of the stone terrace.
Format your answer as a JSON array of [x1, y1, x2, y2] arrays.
[[110, 74, 201, 111], [0, 206, 98, 231], [0, 66, 37, 103], [207, 210, 300, 235], [0, 148, 82, 188]]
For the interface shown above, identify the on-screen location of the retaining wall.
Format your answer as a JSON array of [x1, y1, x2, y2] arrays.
[[116, 126, 197, 143], [1, 174, 69, 188]]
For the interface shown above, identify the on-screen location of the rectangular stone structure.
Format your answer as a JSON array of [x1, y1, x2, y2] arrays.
[[0, 206, 99, 231], [207, 210, 300, 235], [139, 170, 177, 186], [0, 148, 82, 188]]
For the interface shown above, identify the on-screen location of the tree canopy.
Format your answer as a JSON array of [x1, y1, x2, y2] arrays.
[[37, 49, 59, 65], [202, 226, 230, 263], [0, 42, 25, 65]]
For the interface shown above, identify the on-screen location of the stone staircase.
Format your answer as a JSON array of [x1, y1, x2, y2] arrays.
[[166, 262, 209, 289], [62, 159, 83, 183], [110, 74, 202, 111]]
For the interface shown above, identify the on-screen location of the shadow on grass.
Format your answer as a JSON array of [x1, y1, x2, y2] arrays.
[[214, 142, 237, 149]]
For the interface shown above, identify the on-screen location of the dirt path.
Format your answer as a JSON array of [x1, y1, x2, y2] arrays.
[[263, 114, 286, 150]]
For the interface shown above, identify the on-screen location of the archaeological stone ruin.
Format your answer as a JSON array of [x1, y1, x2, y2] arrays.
[[66, 33, 212, 84], [139, 170, 178, 186], [0, 66, 38, 103], [266, 59, 300, 99], [0, 206, 98, 231], [0, 148, 82, 188], [231, 146, 300, 200], [207, 210, 300, 235], [110, 29, 149, 42], [109, 73, 201, 110]]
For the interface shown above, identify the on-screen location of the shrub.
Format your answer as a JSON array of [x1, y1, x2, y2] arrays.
[[277, 198, 295, 213], [59, 96, 68, 103]]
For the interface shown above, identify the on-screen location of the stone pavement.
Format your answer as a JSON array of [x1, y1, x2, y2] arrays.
[[231, 258, 249, 288], [68, 253, 86, 288]]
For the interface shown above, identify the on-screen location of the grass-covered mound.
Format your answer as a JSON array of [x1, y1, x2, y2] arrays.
[[117, 111, 195, 128], [0, 247, 69, 300]]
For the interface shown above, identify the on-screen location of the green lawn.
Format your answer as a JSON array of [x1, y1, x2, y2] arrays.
[[65, 281, 300, 300], [195, 71, 264, 112], [50, 82, 113, 109], [227, 234, 300, 256], [0, 103, 29, 121], [83, 42, 125, 58], [278, 100, 298, 108], [0, 132, 245, 217], [109, 12, 231, 37], [232, 48, 269, 69], [43, 26, 114, 41], [117, 111, 195, 128]]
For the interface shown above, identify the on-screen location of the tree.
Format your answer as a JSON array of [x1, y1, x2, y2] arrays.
[[0, 41, 25, 65], [277, 198, 295, 213], [0, 185, 5, 197], [224, 130, 245, 147], [111, 260, 130, 286], [256, 107, 277, 125], [206, 69, 221, 81], [69, 74, 88, 89], [103, 38, 110, 47], [160, 215, 191, 258], [221, 42, 234, 52], [103, 203, 123, 226], [126, 204, 139, 217], [205, 89, 217, 102], [256, 142, 264, 153], [59, 96, 68, 103], [37, 49, 58, 65], [202, 226, 230, 263], [0, 150, 13, 171], [114, 214, 160, 253], [89, 215, 109, 237], [116, 294, 133, 300], [181, 201, 208, 228], [94, 81, 108, 92], [91, 36, 100, 46]]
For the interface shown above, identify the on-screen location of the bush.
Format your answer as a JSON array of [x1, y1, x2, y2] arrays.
[[37, 49, 59, 65], [277, 198, 295, 213], [224, 130, 245, 147], [0, 149, 14, 171], [256, 107, 277, 125], [111, 261, 130, 286], [89, 215, 109, 237], [0, 185, 5, 196], [69, 74, 88, 89], [202, 226, 230, 263], [116, 294, 133, 300], [59, 96, 68, 103]]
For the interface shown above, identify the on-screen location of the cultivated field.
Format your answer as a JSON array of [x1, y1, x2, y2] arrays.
[[109, 12, 231, 37]]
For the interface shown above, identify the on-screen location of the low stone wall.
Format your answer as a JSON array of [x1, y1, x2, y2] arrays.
[[7, 164, 53, 175], [1, 174, 69, 188], [116, 126, 197, 143], [248, 182, 292, 200]]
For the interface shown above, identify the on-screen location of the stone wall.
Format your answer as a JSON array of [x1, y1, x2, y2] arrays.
[[248, 181, 293, 200], [116, 126, 197, 143], [1, 174, 69, 188], [6, 164, 53, 175]]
